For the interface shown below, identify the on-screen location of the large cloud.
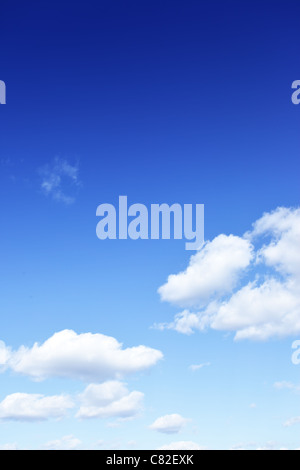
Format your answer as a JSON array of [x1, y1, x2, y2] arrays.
[[0, 392, 74, 421], [76, 381, 144, 419], [0, 329, 163, 381], [157, 207, 300, 340]]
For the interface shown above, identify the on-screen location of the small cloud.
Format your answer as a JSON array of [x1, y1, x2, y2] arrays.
[[43, 435, 81, 450], [150, 414, 189, 434], [96, 439, 122, 450], [189, 362, 211, 372], [231, 441, 289, 450], [274, 381, 300, 393], [283, 416, 300, 427], [249, 403, 257, 409], [39, 157, 80, 205], [0, 443, 18, 450], [76, 381, 144, 420], [158, 441, 207, 450]]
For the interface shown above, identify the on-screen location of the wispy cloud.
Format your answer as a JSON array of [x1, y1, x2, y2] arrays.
[[189, 362, 211, 371], [283, 416, 300, 427], [274, 381, 300, 393], [39, 157, 80, 205]]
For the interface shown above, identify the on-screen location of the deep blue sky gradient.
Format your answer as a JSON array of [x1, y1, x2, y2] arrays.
[[0, 0, 299, 450]]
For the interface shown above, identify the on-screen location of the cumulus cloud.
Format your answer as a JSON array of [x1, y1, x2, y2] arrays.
[[150, 414, 189, 434], [0, 392, 74, 421], [158, 441, 206, 450], [39, 157, 80, 205], [0, 329, 163, 381], [251, 207, 300, 278], [158, 235, 254, 307], [0, 381, 145, 423], [76, 381, 144, 419], [43, 435, 81, 450], [156, 207, 300, 341]]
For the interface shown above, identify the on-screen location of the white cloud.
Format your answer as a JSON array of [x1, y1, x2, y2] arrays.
[[76, 381, 144, 419], [1, 329, 163, 381], [156, 207, 300, 341], [158, 235, 253, 307], [158, 441, 207, 450], [150, 414, 189, 434], [211, 278, 300, 340], [40, 157, 80, 205], [43, 435, 81, 450], [154, 309, 205, 335], [0, 392, 74, 421]]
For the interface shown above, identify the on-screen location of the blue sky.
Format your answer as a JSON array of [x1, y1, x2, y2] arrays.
[[0, 0, 300, 450]]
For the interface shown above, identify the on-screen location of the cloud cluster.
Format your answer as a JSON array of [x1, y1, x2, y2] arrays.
[[0, 329, 163, 381], [156, 207, 300, 340], [0, 330, 162, 423], [0, 381, 144, 423]]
